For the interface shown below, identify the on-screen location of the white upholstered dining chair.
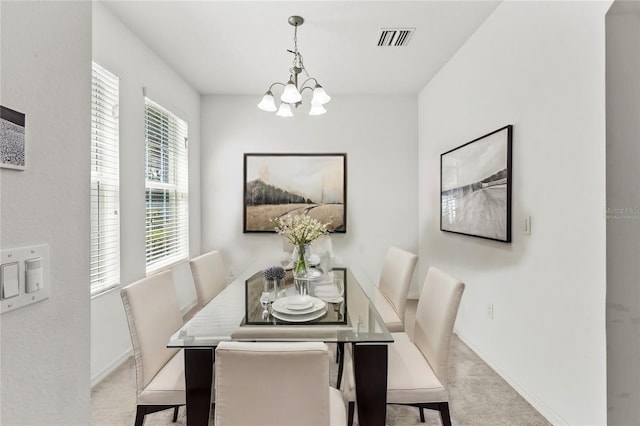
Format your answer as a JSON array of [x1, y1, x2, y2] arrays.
[[214, 341, 347, 426], [120, 270, 186, 426], [189, 249, 227, 309], [342, 266, 465, 426], [377, 246, 418, 332], [335, 246, 417, 389]]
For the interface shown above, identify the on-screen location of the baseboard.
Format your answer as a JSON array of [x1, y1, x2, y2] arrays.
[[91, 348, 133, 388], [455, 330, 568, 426]]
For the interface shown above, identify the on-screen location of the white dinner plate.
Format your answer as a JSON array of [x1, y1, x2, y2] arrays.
[[279, 295, 313, 310], [271, 307, 327, 323], [272, 296, 326, 315]]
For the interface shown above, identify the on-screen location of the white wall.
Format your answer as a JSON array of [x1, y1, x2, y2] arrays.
[[90, 2, 201, 384], [0, 1, 92, 423], [606, 1, 640, 424], [418, 1, 610, 424], [201, 95, 418, 294]]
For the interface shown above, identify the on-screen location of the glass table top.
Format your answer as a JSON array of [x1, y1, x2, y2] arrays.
[[168, 263, 393, 347]]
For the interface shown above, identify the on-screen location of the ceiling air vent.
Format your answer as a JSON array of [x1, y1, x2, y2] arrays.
[[377, 28, 415, 47]]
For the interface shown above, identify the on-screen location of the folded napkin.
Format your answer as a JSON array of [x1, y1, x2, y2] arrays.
[[314, 284, 342, 300]]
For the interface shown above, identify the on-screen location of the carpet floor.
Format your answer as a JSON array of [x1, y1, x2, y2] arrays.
[[92, 301, 550, 425]]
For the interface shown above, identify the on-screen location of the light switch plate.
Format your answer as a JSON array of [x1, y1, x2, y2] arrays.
[[521, 216, 531, 235], [1, 244, 49, 314], [25, 258, 43, 293], [1, 262, 20, 299]]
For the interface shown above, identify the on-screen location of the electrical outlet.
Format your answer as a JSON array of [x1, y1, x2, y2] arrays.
[[487, 303, 494, 320]]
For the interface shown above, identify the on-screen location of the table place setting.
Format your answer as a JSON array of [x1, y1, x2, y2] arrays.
[[245, 267, 348, 325], [270, 295, 327, 322], [313, 278, 344, 304]]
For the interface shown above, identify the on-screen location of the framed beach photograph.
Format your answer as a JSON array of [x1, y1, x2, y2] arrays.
[[440, 125, 512, 242], [0, 106, 26, 170], [243, 153, 347, 233]]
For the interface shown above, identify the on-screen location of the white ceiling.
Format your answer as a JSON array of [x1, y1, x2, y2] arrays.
[[101, 1, 500, 96]]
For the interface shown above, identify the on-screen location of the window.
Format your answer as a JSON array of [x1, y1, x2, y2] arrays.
[[144, 98, 189, 273], [90, 62, 120, 295]]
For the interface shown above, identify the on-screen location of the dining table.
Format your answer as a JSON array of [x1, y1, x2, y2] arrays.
[[168, 260, 394, 426]]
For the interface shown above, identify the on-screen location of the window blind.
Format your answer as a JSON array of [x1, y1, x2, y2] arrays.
[[90, 62, 120, 295], [144, 98, 189, 273]]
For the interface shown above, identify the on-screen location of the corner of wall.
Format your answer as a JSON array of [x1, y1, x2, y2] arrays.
[[1, 1, 92, 423]]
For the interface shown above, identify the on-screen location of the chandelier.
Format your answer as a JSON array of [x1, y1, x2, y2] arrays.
[[258, 16, 331, 117]]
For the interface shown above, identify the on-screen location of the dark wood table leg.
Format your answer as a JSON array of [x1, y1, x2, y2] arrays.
[[353, 343, 388, 426], [185, 348, 214, 425], [336, 342, 345, 388]]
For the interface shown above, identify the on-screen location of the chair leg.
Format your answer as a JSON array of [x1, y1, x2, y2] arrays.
[[172, 406, 179, 422], [134, 406, 146, 426], [439, 402, 451, 426], [420, 406, 425, 422], [135, 405, 183, 425], [337, 342, 343, 363], [347, 401, 355, 426]]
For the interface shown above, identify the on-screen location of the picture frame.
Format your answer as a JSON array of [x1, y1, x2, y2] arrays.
[[440, 125, 512, 242], [0, 106, 26, 170], [243, 153, 347, 233]]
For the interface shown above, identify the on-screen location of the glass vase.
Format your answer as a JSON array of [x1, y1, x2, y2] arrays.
[[295, 277, 310, 296], [293, 243, 309, 278]]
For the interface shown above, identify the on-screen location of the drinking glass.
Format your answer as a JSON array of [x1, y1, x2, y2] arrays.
[[333, 278, 344, 298], [260, 292, 270, 319]]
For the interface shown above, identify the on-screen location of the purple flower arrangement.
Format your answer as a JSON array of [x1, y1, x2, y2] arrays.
[[263, 266, 285, 281]]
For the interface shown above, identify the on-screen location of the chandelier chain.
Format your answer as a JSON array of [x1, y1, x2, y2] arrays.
[[291, 24, 309, 78]]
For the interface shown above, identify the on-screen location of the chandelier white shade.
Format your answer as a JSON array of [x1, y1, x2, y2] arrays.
[[276, 103, 294, 117], [281, 80, 303, 104], [308, 104, 327, 116], [258, 16, 330, 117], [311, 85, 331, 106], [257, 91, 277, 112]]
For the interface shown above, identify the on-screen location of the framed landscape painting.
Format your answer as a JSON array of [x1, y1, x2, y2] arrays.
[[440, 125, 512, 242], [243, 153, 347, 233], [0, 106, 26, 170]]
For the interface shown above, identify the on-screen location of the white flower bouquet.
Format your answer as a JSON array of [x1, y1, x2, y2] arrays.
[[274, 214, 329, 276], [274, 214, 329, 245]]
